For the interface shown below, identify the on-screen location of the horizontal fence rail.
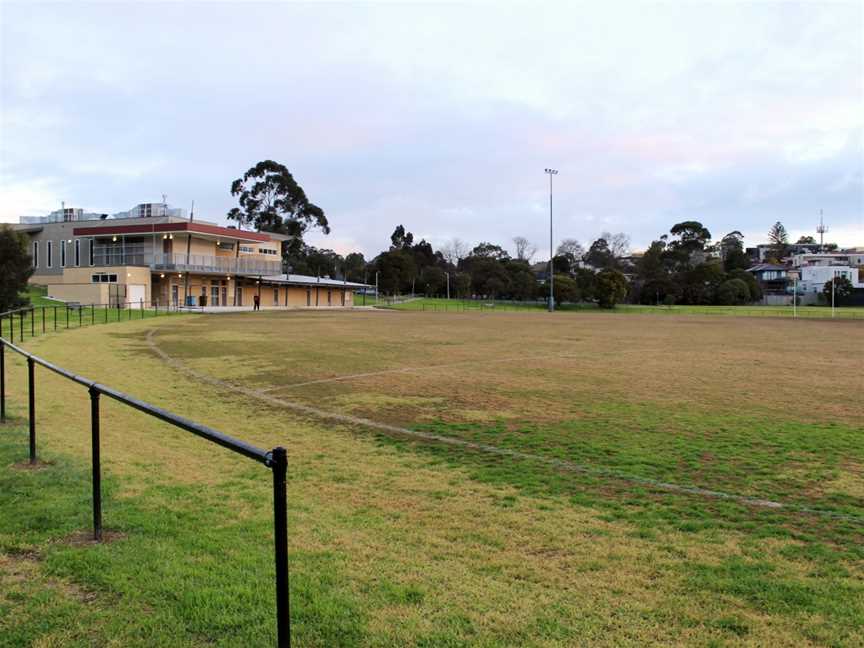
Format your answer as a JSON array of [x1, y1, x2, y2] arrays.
[[0, 327, 291, 647], [379, 298, 864, 318]]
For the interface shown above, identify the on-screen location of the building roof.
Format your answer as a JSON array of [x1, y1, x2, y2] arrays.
[[261, 274, 371, 288], [72, 221, 273, 243], [747, 263, 787, 272]]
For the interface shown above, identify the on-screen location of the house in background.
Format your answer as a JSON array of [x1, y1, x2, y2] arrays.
[[746, 263, 791, 305], [791, 253, 864, 305], [14, 202, 368, 308]]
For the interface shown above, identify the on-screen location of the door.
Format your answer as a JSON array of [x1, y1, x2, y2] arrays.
[[306, 289, 311, 306], [127, 284, 146, 307], [211, 285, 219, 306], [171, 285, 179, 307], [236, 287, 243, 306]]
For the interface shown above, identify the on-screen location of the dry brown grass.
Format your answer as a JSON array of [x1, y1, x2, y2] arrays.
[[2, 310, 862, 646]]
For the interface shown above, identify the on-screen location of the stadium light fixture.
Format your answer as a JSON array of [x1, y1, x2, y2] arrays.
[[544, 168, 558, 312]]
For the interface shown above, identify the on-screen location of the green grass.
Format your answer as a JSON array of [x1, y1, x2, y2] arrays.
[[0, 419, 364, 648], [384, 296, 864, 318], [2, 312, 863, 646], [24, 285, 64, 307]]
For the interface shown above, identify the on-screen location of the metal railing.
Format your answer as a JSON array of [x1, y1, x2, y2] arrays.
[[0, 318, 291, 647], [90, 251, 282, 275], [0, 301, 181, 345]]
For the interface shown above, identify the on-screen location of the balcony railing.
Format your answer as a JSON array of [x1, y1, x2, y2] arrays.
[[92, 252, 281, 276]]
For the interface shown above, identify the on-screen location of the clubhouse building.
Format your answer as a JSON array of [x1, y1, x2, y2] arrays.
[[14, 203, 369, 308]]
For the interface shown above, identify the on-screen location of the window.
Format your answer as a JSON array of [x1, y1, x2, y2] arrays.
[[91, 273, 118, 283], [259, 248, 278, 255], [47, 241, 53, 268], [211, 285, 220, 306], [74, 239, 81, 267], [89, 238, 95, 266], [32, 241, 39, 268], [61, 241, 67, 267], [239, 246, 255, 253]]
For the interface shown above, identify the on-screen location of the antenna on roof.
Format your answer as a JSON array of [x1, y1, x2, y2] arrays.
[[162, 193, 168, 217], [816, 209, 828, 253]]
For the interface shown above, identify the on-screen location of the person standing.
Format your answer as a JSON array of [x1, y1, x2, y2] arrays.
[[253, 293, 260, 311]]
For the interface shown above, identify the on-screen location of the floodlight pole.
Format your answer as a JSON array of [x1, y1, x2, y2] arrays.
[[831, 269, 836, 318], [544, 168, 558, 312], [445, 272, 450, 300]]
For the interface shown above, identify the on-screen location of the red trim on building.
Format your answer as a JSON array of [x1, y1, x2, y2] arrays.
[[73, 222, 272, 242]]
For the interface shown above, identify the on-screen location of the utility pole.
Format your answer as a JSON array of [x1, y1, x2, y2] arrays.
[[375, 271, 379, 304], [544, 168, 558, 312], [831, 269, 836, 318]]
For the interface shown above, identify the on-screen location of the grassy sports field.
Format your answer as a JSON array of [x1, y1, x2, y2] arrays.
[[1, 309, 862, 646], [385, 296, 864, 319]]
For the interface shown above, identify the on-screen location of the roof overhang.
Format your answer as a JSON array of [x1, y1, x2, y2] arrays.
[[73, 222, 273, 243], [259, 274, 371, 289]]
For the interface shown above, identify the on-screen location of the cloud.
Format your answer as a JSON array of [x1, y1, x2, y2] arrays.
[[1, 2, 861, 254]]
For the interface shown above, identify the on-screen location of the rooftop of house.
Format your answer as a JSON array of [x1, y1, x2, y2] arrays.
[[747, 263, 788, 273]]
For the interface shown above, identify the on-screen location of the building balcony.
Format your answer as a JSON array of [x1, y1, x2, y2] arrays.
[[92, 252, 281, 276]]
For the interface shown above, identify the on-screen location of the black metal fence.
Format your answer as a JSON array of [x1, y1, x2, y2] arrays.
[[0, 301, 182, 345], [0, 329, 291, 646]]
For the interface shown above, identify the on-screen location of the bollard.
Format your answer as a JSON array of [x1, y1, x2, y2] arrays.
[[89, 387, 103, 541], [271, 447, 290, 647], [27, 357, 36, 464]]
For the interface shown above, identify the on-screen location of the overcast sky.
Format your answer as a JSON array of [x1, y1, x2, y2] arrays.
[[1, 2, 862, 257]]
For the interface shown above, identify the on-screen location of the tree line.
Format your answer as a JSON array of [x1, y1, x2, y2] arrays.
[[224, 161, 853, 308]]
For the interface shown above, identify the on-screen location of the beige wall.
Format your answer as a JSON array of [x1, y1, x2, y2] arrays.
[[49, 283, 109, 305], [37, 266, 151, 305]]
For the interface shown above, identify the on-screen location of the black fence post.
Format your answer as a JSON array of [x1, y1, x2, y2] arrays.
[[0, 340, 5, 423], [42, 306, 46, 334], [91, 303, 95, 325], [79, 307, 82, 328], [66, 307, 69, 329], [89, 387, 103, 541], [27, 357, 36, 464], [54, 306, 57, 331], [105, 304, 108, 324], [271, 446, 290, 648], [20, 312, 24, 340], [30, 308, 35, 337]]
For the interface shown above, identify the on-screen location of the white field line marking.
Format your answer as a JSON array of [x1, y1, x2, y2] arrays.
[[260, 354, 577, 392], [145, 330, 863, 523]]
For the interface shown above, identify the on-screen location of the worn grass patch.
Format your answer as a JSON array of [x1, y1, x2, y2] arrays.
[[2, 310, 863, 646]]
